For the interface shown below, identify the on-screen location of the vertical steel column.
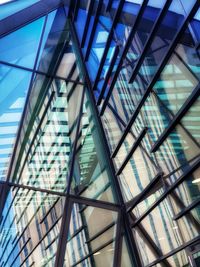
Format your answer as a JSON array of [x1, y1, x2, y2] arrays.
[[54, 86, 85, 267], [70, 20, 143, 267]]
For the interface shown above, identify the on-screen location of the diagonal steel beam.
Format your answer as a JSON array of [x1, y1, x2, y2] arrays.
[[0, 0, 67, 38], [110, 1, 200, 158]]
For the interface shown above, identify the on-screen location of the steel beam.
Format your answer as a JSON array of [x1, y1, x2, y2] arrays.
[[0, 0, 67, 38], [99, 0, 149, 116], [110, 1, 200, 158], [129, 0, 173, 83]]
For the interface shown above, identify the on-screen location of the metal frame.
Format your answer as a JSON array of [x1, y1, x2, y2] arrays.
[[81, 0, 95, 48], [84, 0, 103, 61], [151, 83, 200, 152], [109, 0, 200, 159], [92, 0, 125, 91], [0, 1, 200, 267], [115, 127, 147, 175], [128, 0, 173, 83], [131, 156, 200, 227], [70, 19, 143, 267], [97, 45, 120, 105], [0, 0, 67, 38], [99, 0, 149, 115]]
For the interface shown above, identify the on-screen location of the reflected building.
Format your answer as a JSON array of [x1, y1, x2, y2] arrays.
[[0, 0, 199, 267]]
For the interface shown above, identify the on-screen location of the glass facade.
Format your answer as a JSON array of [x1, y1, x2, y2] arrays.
[[0, 0, 199, 266]]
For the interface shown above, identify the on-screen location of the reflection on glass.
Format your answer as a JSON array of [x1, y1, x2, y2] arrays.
[[0, 17, 44, 68], [70, 90, 117, 203], [0, 187, 64, 267], [154, 53, 198, 115], [64, 203, 117, 266], [16, 78, 84, 192], [155, 125, 200, 175], [181, 96, 200, 145], [0, 64, 32, 181], [116, 143, 158, 202], [136, 199, 198, 259]]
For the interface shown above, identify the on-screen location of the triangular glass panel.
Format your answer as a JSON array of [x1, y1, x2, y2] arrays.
[[0, 16, 45, 69]]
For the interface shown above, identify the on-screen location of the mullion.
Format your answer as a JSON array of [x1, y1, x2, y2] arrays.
[[115, 127, 147, 176], [72, 0, 80, 21], [126, 172, 163, 212], [99, 0, 149, 116], [106, 0, 113, 12], [0, 60, 84, 84], [110, 1, 200, 159], [129, 0, 173, 83], [84, 0, 103, 61], [71, 19, 144, 265], [81, 0, 95, 48], [113, 212, 123, 267], [97, 45, 120, 105], [92, 0, 125, 91], [173, 198, 200, 221]]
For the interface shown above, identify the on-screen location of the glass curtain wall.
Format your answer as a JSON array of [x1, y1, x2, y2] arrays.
[[0, 0, 199, 267]]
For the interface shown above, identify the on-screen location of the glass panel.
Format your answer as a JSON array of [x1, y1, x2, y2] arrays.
[[135, 198, 199, 258], [120, 236, 134, 267], [134, 227, 157, 266], [64, 203, 117, 266], [71, 91, 117, 203], [36, 7, 77, 80], [132, 186, 164, 218], [0, 187, 64, 267], [0, 64, 32, 181], [155, 125, 200, 175], [168, 166, 200, 208], [16, 78, 84, 192], [101, 105, 125, 152], [74, 0, 90, 42], [0, 0, 40, 20], [86, 22, 109, 82], [0, 17, 45, 68], [181, 96, 200, 145], [115, 141, 158, 202], [154, 53, 199, 115]]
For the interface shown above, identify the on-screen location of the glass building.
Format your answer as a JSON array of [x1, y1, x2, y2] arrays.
[[0, 0, 199, 266]]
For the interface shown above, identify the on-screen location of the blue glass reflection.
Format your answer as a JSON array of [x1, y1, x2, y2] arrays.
[[0, 16, 44, 69], [0, 64, 31, 180]]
